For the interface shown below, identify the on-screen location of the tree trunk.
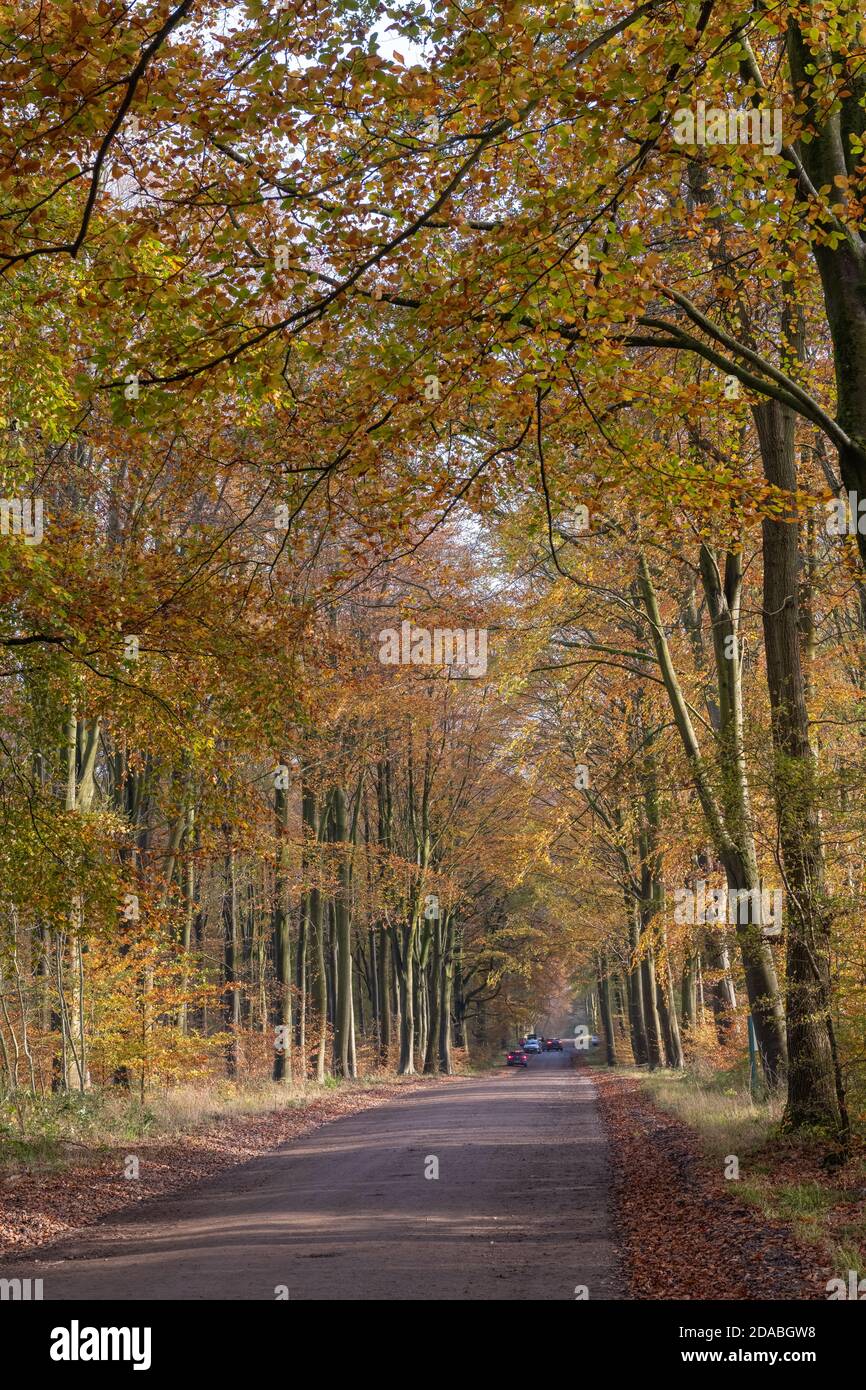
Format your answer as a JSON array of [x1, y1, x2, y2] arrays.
[[639, 949, 664, 1069], [378, 926, 391, 1062], [396, 920, 417, 1075], [313, 883, 327, 1083], [786, 22, 866, 572], [332, 785, 353, 1078], [438, 911, 455, 1074], [598, 951, 617, 1066], [681, 951, 698, 1034], [179, 801, 195, 1035], [272, 769, 292, 1084], [658, 948, 684, 1068], [702, 929, 737, 1041], [754, 395, 846, 1135], [638, 552, 787, 1085], [423, 913, 441, 1074], [223, 841, 240, 1079]]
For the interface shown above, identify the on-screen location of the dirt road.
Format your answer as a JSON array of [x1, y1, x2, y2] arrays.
[[10, 1044, 624, 1300]]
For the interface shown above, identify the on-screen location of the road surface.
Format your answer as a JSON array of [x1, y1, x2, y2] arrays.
[[10, 1043, 624, 1300]]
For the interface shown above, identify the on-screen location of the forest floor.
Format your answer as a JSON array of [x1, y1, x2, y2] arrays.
[[0, 1073, 463, 1259], [591, 1063, 864, 1299], [6, 1047, 859, 1300]]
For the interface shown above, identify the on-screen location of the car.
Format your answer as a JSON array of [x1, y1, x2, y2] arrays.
[[506, 1048, 528, 1067], [522, 1037, 541, 1053], [544, 1038, 563, 1052]]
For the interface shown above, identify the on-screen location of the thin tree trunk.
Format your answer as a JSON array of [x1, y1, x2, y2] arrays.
[[223, 840, 240, 1079], [313, 884, 327, 1083], [271, 768, 292, 1084], [423, 913, 441, 1073], [396, 921, 416, 1075], [438, 911, 455, 1074], [179, 801, 195, 1035], [598, 951, 617, 1066], [333, 785, 353, 1078], [681, 951, 698, 1034]]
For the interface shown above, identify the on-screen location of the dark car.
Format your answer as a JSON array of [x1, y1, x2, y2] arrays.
[[544, 1038, 563, 1052], [506, 1047, 529, 1067]]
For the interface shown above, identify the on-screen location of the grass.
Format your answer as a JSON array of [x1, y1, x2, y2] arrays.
[[624, 1057, 866, 1282], [639, 1059, 782, 1161], [0, 1069, 443, 1176]]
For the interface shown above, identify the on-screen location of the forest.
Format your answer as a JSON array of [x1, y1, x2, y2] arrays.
[[1, 0, 866, 1316]]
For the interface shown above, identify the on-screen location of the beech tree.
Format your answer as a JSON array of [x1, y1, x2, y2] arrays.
[[1, 0, 865, 1145]]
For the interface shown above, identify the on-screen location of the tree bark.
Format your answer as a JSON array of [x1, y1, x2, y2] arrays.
[[638, 552, 787, 1085], [438, 910, 455, 1074], [598, 951, 617, 1066], [332, 784, 353, 1078], [754, 395, 846, 1135], [271, 769, 292, 1082], [223, 839, 240, 1079]]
